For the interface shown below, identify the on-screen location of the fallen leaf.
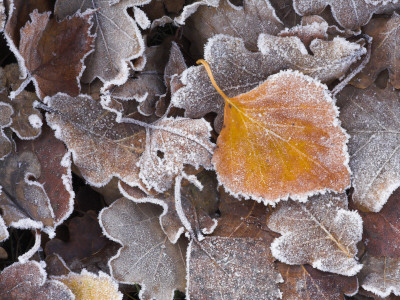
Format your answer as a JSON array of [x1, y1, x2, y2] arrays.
[[0, 215, 8, 242], [120, 170, 219, 243], [99, 197, 187, 300], [55, 0, 150, 86], [54, 269, 123, 300], [337, 84, 400, 212], [277, 263, 359, 299], [138, 117, 214, 192], [172, 34, 365, 131], [359, 254, 400, 298], [16, 124, 74, 225], [293, 0, 400, 29], [268, 192, 363, 276], [17, 10, 95, 98], [0, 101, 13, 159], [174, 0, 219, 25], [0, 0, 5, 31], [202, 66, 350, 203], [45, 93, 146, 188], [184, 0, 284, 56], [352, 13, 400, 89], [141, 0, 185, 21], [0, 261, 74, 299]]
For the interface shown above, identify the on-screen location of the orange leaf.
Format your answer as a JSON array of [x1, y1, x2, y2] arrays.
[[198, 60, 350, 204]]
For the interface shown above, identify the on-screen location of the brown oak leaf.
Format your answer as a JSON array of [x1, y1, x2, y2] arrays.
[[55, 0, 150, 86], [0, 261, 74, 299], [99, 197, 187, 300], [352, 13, 400, 89], [268, 193, 363, 276], [337, 84, 400, 212], [16, 10, 95, 98]]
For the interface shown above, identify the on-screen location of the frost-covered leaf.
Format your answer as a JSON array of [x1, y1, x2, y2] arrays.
[[55, 0, 150, 86], [352, 13, 400, 89], [0, 151, 55, 232], [174, 0, 219, 25], [54, 269, 123, 300], [268, 192, 363, 276], [0, 261, 74, 299], [184, 0, 284, 56], [16, 125, 74, 225], [293, 0, 400, 29], [99, 197, 187, 300], [172, 34, 365, 131], [337, 84, 400, 212], [277, 263, 359, 299], [0, 0, 5, 32], [0, 215, 8, 242], [120, 170, 219, 243], [359, 254, 400, 298], [0, 101, 13, 159], [210, 69, 350, 203], [45, 93, 146, 188], [17, 10, 95, 98], [188, 237, 283, 299], [139, 117, 214, 192]]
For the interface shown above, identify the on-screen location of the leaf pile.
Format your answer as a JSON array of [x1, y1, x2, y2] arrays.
[[0, 0, 399, 299]]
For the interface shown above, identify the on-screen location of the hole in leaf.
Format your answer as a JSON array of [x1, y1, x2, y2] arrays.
[[157, 150, 165, 159]]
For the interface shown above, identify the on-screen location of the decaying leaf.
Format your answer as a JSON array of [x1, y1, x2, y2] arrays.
[[268, 192, 363, 276], [359, 254, 400, 298], [172, 34, 365, 131], [204, 67, 350, 203], [352, 13, 400, 89], [54, 269, 123, 300], [120, 170, 219, 243], [174, 0, 219, 25], [45, 93, 146, 188], [188, 237, 283, 299], [184, 0, 284, 56], [0, 0, 5, 32], [0, 215, 8, 242], [17, 10, 95, 98], [337, 84, 400, 212], [293, 0, 400, 29], [138, 117, 214, 192], [0, 261, 74, 299], [99, 197, 187, 300], [16, 124, 74, 225], [55, 0, 150, 86], [0, 101, 13, 159], [277, 263, 359, 299]]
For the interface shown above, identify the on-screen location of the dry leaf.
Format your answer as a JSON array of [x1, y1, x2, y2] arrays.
[[45, 93, 146, 188], [352, 13, 400, 89], [54, 269, 123, 300], [359, 254, 400, 298], [138, 117, 214, 192], [0, 101, 13, 159], [55, 0, 150, 86], [18, 10, 95, 98], [184, 0, 284, 56], [188, 237, 283, 299], [99, 197, 187, 300], [293, 0, 400, 29], [277, 263, 359, 299], [206, 68, 350, 203], [172, 34, 365, 131], [0, 0, 5, 31], [337, 84, 400, 212], [0, 261, 74, 299], [268, 192, 363, 276], [174, 0, 219, 25], [120, 170, 219, 243], [0, 215, 8, 242]]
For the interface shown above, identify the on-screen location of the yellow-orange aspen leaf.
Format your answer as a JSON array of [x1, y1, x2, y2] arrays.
[[197, 59, 350, 204]]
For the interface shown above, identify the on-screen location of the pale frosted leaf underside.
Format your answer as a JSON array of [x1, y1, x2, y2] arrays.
[[0, 215, 8, 242], [337, 85, 400, 212], [188, 237, 283, 299], [0, 101, 13, 159], [213, 70, 350, 203], [139, 117, 214, 193], [99, 198, 187, 300], [293, 0, 400, 29], [55, 0, 150, 85], [45, 93, 145, 188], [172, 34, 365, 131], [0, 261, 74, 300], [268, 192, 363, 276]]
